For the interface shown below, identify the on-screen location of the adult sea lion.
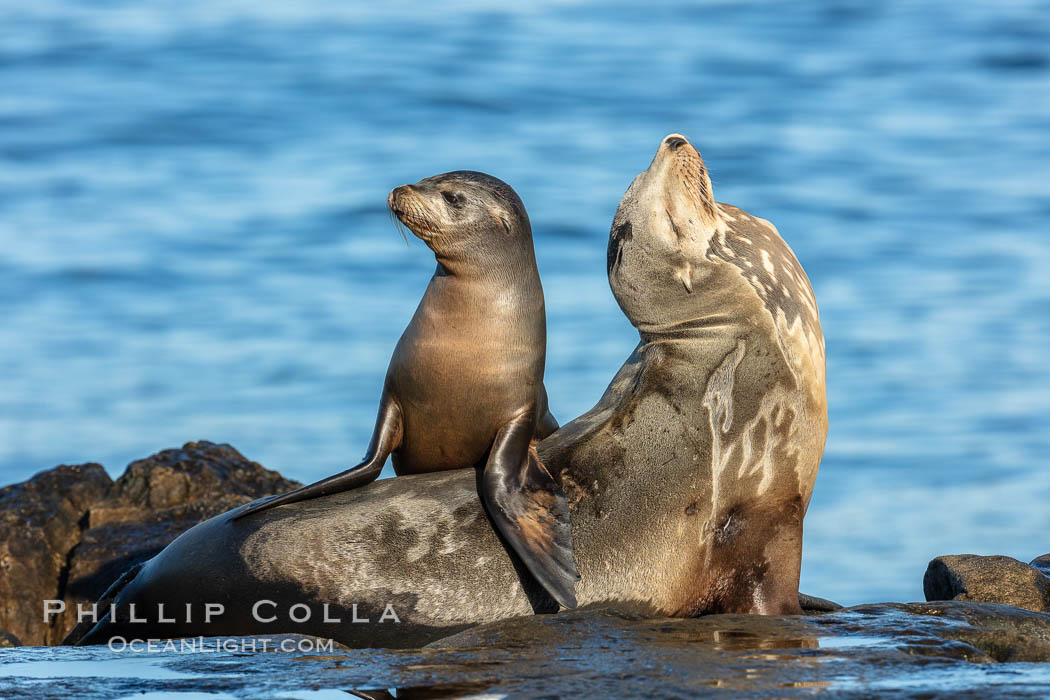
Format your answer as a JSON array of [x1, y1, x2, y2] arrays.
[[232, 171, 577, 609], [562, 132, 827, 615], [70, 135, 826, 647]]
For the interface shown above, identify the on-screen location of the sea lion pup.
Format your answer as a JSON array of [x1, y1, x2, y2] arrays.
[[232, 171, 578, 609]]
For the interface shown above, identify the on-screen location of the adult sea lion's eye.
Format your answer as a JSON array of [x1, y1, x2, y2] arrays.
[[441, 191, 461, 207]]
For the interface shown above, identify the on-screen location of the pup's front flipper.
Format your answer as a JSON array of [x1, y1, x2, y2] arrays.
[[231, 398, 403, 521], [481, 412, 579, 609]]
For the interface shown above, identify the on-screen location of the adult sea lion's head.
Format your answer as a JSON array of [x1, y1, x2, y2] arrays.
[[606, 133, 724, 327], [388, 171, 533, 266]]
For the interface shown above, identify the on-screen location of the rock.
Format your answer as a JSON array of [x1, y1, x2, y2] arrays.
[[0, 463, 112, 646], [0, 629, 21, 647], [7, 603, 1050, 696], [798, 592, 842, 612], [0, 441, 300, 646], [924, 554, 1050, 613], [108, 441, 299, 510], [54, 441, 300, 643], [933, 602, 1050, 663], [817, 601, 1050, 663], [1030, 554, 1050, 578], [18, 603, 1050, 695]]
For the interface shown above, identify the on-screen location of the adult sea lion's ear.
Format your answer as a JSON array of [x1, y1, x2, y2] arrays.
[[500, 215, 513, 234]]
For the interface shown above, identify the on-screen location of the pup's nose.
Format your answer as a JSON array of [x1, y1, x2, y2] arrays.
[[389, 185, 411, 207]]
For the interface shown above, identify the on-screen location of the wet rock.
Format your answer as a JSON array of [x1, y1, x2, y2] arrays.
[[417, 603, 1050, 694], [0, 442, 300, 646], [54, 441, 300, 643], [1030, 554, 1050, 578], [0, 629, 21, 647], [7, 603, 1050, 696], [433, 601, 1050, 666], [0, 463, 112, 646], [830, 601, 1050, 663], [427, 607, 821, 652], [924, 554, 1050, 613], [798, 592, 842, 612]]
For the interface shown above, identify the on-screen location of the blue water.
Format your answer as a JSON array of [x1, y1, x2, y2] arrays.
[[1, 1, 1048, 606]]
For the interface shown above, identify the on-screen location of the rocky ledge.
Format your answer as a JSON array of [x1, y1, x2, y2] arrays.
[[2, 603, 1050, 697], [0, 441, 299, 646], [0, 442, 1048, 693]]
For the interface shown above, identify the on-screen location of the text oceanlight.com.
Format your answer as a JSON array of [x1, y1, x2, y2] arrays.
[[107, 637, 336, 653]]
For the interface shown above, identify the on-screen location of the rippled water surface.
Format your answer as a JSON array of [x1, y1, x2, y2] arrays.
[[2, 0, 1048, 605]]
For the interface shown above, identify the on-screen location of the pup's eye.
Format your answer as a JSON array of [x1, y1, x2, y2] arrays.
[[441, 191, 462, 207]]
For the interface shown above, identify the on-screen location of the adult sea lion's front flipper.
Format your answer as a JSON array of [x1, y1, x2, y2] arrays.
[[481, 412, 579, 609], [231, 397, 403, 521]]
